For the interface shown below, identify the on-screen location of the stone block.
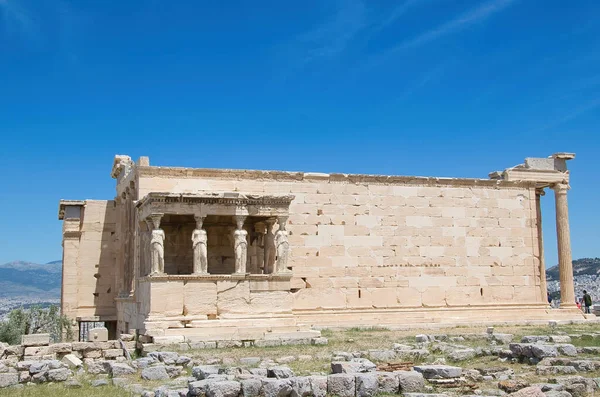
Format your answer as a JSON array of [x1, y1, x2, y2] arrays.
[[47, 343, 72, 354], [377, 372, 400, 394], [309, 375, 327, 397], [142, 365, 170, 381], [103, 349, 124, 359], [87, 327, 109, 342], [241, 378, 262, 397], [47, 368, 71, 382], [262, 379, 292, 397], [24, 346, 49, 357], [355, 373, 378, 397], [189, 379, 212, 396], [109, 362, 136, 377], [0, 373, 18, 388], [327, 374, 355, 397], [396, 370, 425, 393], [290, 376, 312, 397], [21, 334, 50, 347]]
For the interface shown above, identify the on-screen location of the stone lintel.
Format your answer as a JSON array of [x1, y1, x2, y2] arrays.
[[502, 169, 569, 186], [552, 152, 575, 160], [76, 315, 118, 322]]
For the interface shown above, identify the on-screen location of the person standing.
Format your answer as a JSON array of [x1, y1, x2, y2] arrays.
[[583, 290, 593, 314]]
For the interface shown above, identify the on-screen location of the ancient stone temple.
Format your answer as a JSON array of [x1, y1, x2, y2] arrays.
[[58, 153, 586, 343]]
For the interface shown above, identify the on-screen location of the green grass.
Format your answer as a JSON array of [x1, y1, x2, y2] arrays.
[[0, 384, 131, 397]]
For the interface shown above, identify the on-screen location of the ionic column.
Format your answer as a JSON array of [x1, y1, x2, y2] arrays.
[[264, 219, 276, 274], [149, 214, 165, 275], [274, 216, 291, 274], [233, 216, 248, 274], [535, 188, 548, 303], [192, 215, 208, 274], [552, 183, 576, 308]]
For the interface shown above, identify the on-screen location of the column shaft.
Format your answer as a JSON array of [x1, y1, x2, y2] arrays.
[[535, 190, 547, 303], [553, 183, 576, 308]]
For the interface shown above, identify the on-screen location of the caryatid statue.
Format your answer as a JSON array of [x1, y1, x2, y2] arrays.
[[192, 215, 208, 274], [233, 216, 248, 274], [263, 219, 276, 274], [149, 214, 165, 275], [275, 216, 290, 274]]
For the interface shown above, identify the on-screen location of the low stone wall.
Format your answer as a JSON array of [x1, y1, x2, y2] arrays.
[[0, 334, 136, 364]]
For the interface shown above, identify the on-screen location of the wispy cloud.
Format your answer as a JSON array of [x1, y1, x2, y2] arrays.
[[0, 0, 37, 38], [294, 0, 367, 64], [397, 0, 516, 51], [531, 98, 600, 134], [361, 0, 517, 71]]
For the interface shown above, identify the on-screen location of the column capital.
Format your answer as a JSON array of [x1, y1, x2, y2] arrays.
[[234, 215, 246, 230], [194, 215, 206, 229], [551, 182, 570, 194], [148, 213, 164, 230], [535, 187, 546, 197], [277, 216, 289, 231]]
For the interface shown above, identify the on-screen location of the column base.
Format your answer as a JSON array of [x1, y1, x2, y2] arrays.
[[559, 303, 579, 309]]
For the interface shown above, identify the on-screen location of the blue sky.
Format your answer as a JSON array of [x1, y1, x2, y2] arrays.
[[0, 0, 598, 268]]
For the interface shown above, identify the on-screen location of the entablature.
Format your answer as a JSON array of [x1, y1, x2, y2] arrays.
[[136, 192, 295, 220]]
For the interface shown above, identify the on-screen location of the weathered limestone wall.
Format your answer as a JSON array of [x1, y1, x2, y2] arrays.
[[62, 200, 117, 321], [137, 171, 542, 316]]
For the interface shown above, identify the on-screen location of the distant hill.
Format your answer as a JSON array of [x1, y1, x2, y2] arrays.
[[547, 257, 600, 281], [0, 260, 62, 298]]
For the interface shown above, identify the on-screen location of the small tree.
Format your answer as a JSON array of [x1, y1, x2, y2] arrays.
[[0, 305, 72, 345]]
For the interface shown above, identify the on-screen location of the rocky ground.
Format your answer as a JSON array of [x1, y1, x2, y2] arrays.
[[1, 323, 600, 397]]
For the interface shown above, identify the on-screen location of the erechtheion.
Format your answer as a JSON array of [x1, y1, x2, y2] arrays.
[[58, 153, 585, 343]]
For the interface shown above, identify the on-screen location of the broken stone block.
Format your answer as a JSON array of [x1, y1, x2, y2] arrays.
[[267, 366, 294, 379], [531, 344, 558, 359], [521, 336, 549, 343], [499, 379, 530, 393], [62, 354, 83, 369], [557, 344, 578, 357], [331, 359, 376, 374], [290, 376, 312, 397], [413, 365, 462, 379], [508, 386, 546, 397], [192, 365, 221, 380]]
